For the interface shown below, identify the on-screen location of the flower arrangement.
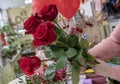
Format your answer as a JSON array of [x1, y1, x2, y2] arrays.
[[18, 4, 98, 84]]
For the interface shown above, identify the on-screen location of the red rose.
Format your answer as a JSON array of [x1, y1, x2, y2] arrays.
[[18, 56, 41, 76], [53, 68, 66, 81], [33, 21, 57, 48], [24, 15, 41, 34], [39, 4, 58, 21]]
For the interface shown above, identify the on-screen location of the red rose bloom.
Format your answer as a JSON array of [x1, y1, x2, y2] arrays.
[[18, 56, 41, 76], [33, 21, 57, 48], [53, 68, 66, 81], [39, 4, 58, 21], [24, 15, 41, 34]]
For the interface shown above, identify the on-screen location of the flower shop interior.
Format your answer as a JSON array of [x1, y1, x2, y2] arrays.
[[0, 0, 120, 84]]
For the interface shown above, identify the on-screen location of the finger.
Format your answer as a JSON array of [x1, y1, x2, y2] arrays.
[[95, 59, 106, 64]]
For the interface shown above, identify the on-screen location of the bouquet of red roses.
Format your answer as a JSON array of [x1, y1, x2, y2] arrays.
[[18, 4, 98, 84]]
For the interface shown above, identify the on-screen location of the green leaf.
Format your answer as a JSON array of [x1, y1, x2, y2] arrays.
[[71, 66, 80, 84], [55, 27, 62, 36], [67, 34, 79, 47], [49, 45, 66, 58], [45, 51, 53, 58], [25, 76, 33, 84], [55, 26, 66, 37], [53, 49, 65, 58], [44, 63, 56, 80], [33, 75, 41, 84], [57, 36, 66, 44], [79, 38, 89, 49], [78, 57, 86, 66], [71, 49, 86, 67], [85, 53, 95, 62], [56, 56, 67, 70], [49, 45, 61, 51], [66, 48, 77, 58], [109, 57, 120, 65], [77, 49, 86, 66], [2, 25, 11, 32], [85, 53, 99, 64], [71, 60, 80, 68]]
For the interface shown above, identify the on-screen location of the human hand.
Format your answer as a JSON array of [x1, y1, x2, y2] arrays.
[[89, 59, 113, 78]]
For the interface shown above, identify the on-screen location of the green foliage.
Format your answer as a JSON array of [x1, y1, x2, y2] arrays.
[[84, 53, 99, 64], [25, 77, 33, 84], [44, 31, 98, 83], [49, 45, 66, 58], [15, 9, 99, 84], [2, 37, 18, 59], [1, 25, 19, 59], [67, 34, 79, 47], [32, 75, 41, 84], [43, 21, 99, 84], [0, 25, 13, 33], [77, 49, 87, 66], [44, 63, 56, 80], [79, 38, 89, 49], [45, 45, 66, 60], [2, 25, 11, 32], [71, 65, 80, 84], [109, 56, 120, 65], [57, 36, 66, 44], [45, 51, 53, 58], [66, 48, 77, 58], [55, 56, 67, 70], [14, 65, 22, 75], [55, 26, 66, 37], [18, 76, 42, 84], [2, 48, 14, 59]]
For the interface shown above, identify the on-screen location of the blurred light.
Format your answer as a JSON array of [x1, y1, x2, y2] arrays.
[[25, 0, 32, 4]]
